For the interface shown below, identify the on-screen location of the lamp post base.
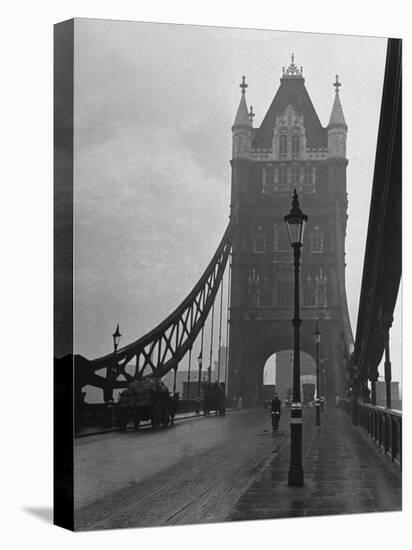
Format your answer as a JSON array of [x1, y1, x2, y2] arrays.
[[315, 399, 321, 427], [288, 468, 304, 487], [288, 404, 304, 487]]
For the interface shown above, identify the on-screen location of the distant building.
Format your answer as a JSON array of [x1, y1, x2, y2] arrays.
[[162, 370, 192, 396]]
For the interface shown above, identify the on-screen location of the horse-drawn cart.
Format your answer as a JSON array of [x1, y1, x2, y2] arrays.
[[117, 378, 176, 430], [203, 382, 226, 416]]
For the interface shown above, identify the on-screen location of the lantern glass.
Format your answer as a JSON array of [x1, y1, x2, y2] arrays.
[[313, 323, 321, 345], [285, 216, 306, 246], [283, 190, 307, 246], [112, 324, 121, 350]]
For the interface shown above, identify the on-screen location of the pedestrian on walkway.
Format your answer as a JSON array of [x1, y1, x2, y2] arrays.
[[270, 394, 281, 437]]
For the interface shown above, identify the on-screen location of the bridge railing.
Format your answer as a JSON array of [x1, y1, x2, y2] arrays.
[[358, 403, 402, 466], [338, 399, 402, 467], [76, 399, 211, 433]]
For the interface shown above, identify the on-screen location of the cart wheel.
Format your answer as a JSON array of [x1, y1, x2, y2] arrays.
[[163, 410, 170, 427], [151, 403, 162, 430]]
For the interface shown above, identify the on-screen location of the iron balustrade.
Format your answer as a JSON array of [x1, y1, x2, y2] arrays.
[[76, 399, 209, 433], [338, 399, 401, 467], [358, 403, 402, 466]]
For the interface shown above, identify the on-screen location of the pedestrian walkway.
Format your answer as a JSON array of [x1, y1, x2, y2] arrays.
[[228, 407, 401, 521]]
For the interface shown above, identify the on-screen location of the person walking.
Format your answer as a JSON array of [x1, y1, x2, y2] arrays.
[[270, 394, 281, 437]]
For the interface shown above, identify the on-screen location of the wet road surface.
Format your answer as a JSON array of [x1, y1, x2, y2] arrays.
[[74, 408, 286, 530]]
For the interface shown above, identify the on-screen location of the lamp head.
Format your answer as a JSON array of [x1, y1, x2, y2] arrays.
[[112, 324, 122, 351], [283, 189, 308, 246], [313, 320, 321, 344]]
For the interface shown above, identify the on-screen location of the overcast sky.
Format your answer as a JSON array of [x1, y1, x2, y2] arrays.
[[73, 19, 400, 388]]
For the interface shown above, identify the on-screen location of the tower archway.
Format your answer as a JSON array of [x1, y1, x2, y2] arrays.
[[262, 350, 316, 405]]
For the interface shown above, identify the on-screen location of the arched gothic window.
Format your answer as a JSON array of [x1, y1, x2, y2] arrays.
[[303, 269, 327, 307], [304, 273, 317, 306], [279, 164, 287, 185], [305, 164, 312, 185], [273, 165, 279, 184], [279, 135, 287, 157], [253, 227, 266, 253], [292, 135, 300, 155], [310, 226, 324, 253], [258, 276, 272, 307], [277, 224, 290, 251], [286, 165, 292, 184], [267, 164, 273, 184], [312, 166, 317, 184], [299, 165, 305, 184], [262, 166, 267, 186], [247, 269, 260, 308], [276, 279, 293, 306], [292, 164, 299, 185], [273, 224, 279, 251], [317, 269, 327, 307]]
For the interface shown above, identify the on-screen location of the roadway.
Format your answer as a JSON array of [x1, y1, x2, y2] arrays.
[[74, 408, 283, 530]]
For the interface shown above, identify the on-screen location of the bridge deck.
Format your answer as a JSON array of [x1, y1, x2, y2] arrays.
[[229, 407, 401, 521]]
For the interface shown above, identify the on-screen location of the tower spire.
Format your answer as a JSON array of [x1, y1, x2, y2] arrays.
[[232, 75, 252, 158], [327, 74, 347, 159], [328, 74, 347, 128], [232, 75, 251, 128]]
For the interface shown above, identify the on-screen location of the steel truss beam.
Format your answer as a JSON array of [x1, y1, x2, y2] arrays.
[[77, 222, 234, 391]]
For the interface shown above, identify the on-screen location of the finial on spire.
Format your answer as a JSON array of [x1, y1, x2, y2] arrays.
[[240, 75, 248, 94], [249, 105, 255, 122], [282, 54, 303, 79], [334, 74, 341, 92]]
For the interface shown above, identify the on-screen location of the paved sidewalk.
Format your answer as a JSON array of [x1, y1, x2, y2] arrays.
[[228, 407, 401, 521]]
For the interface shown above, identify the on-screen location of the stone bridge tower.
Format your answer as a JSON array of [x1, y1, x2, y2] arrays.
[[228, 57, 353, 403]]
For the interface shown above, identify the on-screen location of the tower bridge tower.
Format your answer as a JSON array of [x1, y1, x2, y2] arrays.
[[228, 57, 353, 403]]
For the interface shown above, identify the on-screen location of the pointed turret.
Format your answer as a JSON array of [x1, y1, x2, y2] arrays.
[[233, 91, 250, 127], [328, 75, 348, 159], [232, 76, 252, 159]]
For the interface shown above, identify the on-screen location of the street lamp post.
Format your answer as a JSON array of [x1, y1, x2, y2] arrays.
[[284, 189, 307, 487], [313, 321, 321, 427], [106, 324, 121, 427], [112, 324, 122, 353], [197, 352, 203, 414], [320, 354, 325, 412]]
